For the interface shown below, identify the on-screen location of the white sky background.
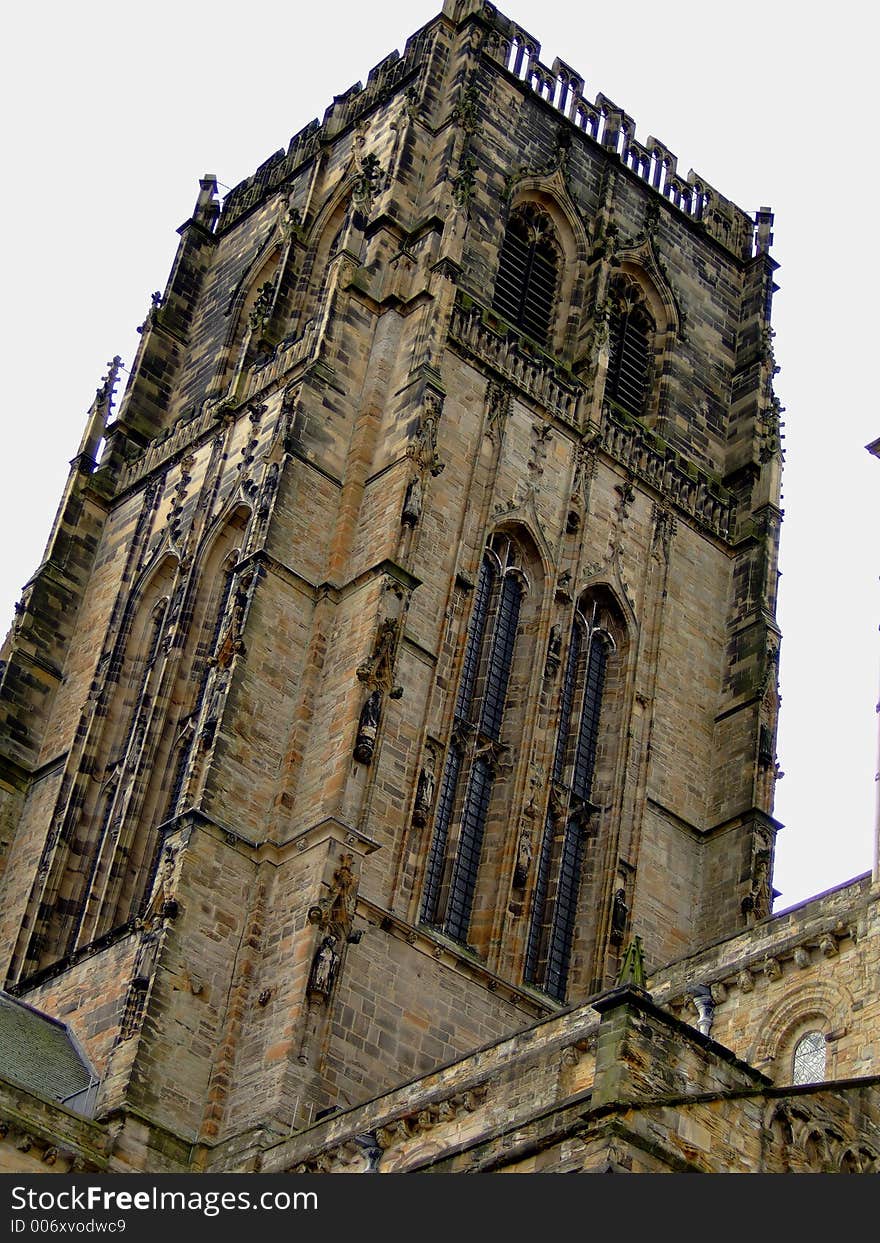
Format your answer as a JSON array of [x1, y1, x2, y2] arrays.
[[1, 1, 876, 911]]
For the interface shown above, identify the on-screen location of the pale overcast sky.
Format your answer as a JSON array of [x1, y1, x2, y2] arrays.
[[2, 1, 877, 910]]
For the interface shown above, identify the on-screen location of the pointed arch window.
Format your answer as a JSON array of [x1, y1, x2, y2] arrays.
[[422, 534, 526, 945], [605, 280, 654, 418], [492, 204, 560, 347], [525, 599, 616, 1001]]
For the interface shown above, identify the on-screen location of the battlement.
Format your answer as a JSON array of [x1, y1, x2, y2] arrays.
[[479, 5, 759, 258], [218, 28, 431, 231], [215, 4, 764, 260]]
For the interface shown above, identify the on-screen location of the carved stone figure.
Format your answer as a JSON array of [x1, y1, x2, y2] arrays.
[[513, 825, 533, 889], [353, 690, 381, 763], [413, 751, 436, 826], [309, 935, 340, 997], [544, 624, 562, 678], [401, 475, 423, 527], [610, 887, 628, 945], [308, 852, 358, 940]]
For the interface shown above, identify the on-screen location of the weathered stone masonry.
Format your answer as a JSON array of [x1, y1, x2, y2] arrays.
[[0, 0, 876, 1174]]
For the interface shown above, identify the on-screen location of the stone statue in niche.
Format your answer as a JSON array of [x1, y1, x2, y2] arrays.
[[309, 934, 340, 997], [513, 825, 533, 890], [413, 750, 436, 826], [142, 844, 179, 929], [353, 689, 381, 763], [545, 624, 562, 678], [610, 887, 628, 946], [132, 929, 161, 988], [401, 475, 423, 527], [200, 668, 230, 748]]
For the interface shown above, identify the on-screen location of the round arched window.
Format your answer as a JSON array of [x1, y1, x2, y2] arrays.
[[792, 1030, 826, 1085]]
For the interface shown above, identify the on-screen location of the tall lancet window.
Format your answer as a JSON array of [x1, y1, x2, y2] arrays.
[[492, 204, 560, 347], [605, 279, 655, 418], [525, 598, 617, 1001], [422, 534, 527, 945]]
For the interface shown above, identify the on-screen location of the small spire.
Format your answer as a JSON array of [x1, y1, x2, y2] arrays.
[[193, 175, 220, 230], [754, 206, 774, 255], [97, 356, 123, 420], [616, 935, 646, 989], [75, 356, 123, 465]]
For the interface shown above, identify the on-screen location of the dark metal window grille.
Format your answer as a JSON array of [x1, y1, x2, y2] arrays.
[[492, 210, 559, 347], [525, 620, 609, 1001], [420, 744, 462, 923], [479, 575, 522, 740], [454, 558, 495, 724], [571, 638, 607, 802], [552, 623, 581, 785], [523, 810, 555, 984], [422, 540, 524, 943], [545, 818, 586, 999], [444, 756, 493, 943], [525, 625, 581, 983], [607, 302, 652, 416]]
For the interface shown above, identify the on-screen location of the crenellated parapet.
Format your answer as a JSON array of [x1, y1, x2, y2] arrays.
[[218, 32, 432, 233], [475, 4, 756, 258]]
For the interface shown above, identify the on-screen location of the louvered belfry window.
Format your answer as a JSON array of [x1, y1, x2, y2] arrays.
[[525, 600, 615, 1001], [422, 534, 525, 945], [606, 283, 654, 417], [492, 204, 559, 347]]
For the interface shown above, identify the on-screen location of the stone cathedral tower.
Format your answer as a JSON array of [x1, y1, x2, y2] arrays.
[[2, 1, 878, 1176]]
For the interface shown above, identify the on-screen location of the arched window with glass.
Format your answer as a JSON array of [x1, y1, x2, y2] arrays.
[[422, 533, 530, 946], [525, 594, 623, 1001], [792, 1030, 826, 1085]]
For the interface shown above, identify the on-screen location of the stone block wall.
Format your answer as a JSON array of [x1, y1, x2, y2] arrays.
[[0, 0, 793, 1159]]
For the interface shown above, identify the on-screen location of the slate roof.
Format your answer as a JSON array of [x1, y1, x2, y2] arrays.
[[0, 990, 97, 1114]]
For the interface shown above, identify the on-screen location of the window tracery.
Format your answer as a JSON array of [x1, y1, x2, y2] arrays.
[[792, 1030, 826, 1085]]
